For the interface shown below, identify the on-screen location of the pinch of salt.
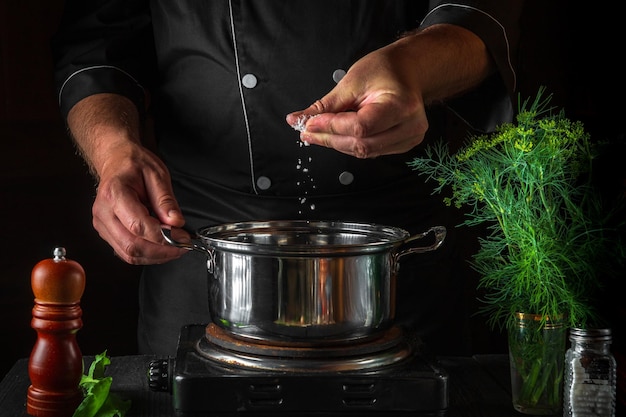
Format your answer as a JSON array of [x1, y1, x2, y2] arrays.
[[291, 114, 320, 134], [291, 115, 310, 133]]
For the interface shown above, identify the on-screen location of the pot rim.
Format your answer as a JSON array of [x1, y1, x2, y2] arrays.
[[196, 220, 411, 256]]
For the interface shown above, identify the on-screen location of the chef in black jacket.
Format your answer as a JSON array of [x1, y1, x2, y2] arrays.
[[52, 1, 523, 356]]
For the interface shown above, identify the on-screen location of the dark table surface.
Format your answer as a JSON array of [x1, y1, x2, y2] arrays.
[[0, 353, 522, 417]]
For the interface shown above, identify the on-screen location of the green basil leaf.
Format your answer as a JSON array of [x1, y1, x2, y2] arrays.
[[72, 351, 131, 417], [72, 377, 111, 417], [88, 351, 111, 380]]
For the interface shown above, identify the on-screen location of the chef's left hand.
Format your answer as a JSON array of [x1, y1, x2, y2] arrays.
[[286, 40, 429, 159]]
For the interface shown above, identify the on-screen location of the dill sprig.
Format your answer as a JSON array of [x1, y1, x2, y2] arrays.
[[409, 87, 622, 333]]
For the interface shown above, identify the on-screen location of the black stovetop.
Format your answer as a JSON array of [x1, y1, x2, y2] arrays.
[[150, 324, 448, 416]]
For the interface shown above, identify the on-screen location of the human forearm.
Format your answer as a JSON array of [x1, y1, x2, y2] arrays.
[[391, 23, 495, 106], [67, 93, 143, 180], [418, 1, 523, 132]]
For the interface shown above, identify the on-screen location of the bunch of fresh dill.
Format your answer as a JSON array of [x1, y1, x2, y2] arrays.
[[408, 87, 622, 332]]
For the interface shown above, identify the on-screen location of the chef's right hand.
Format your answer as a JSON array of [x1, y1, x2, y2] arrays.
[[92, 141, 189, 264], [67, 93, 189, 265]]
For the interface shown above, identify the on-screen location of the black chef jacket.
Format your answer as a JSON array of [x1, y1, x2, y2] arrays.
[[53, 1, 523, 356]]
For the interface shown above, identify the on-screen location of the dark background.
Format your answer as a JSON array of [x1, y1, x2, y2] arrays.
[[0, 0, 142, 376], [1, 0, 624, 410]]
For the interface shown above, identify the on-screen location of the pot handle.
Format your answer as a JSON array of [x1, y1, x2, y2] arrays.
[[161, 227, 216, 274], [395, 225, 446, 261]]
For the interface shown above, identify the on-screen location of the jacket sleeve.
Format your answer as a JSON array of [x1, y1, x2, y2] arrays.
[[421, 0, 524, 132], [51, 0, 156, 121]]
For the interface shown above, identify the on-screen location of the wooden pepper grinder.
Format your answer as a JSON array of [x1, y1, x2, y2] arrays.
[[27, 247, 86, 417]]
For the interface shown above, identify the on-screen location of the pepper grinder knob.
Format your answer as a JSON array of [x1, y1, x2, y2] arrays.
[[27, 247, 86, 417]]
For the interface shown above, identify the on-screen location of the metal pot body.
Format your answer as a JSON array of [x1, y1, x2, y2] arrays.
[[209, 247, 395, 345], [164, 220, 446, 345]]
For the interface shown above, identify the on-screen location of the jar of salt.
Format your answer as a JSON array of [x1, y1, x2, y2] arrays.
[[563, 328, 617, 417]]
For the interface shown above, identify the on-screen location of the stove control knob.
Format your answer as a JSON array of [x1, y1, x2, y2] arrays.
[[148, 358, 173, 393]]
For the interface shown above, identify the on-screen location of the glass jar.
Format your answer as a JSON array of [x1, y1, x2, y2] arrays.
[[508, 313, 566, 415], [563, 328, 616, 417]]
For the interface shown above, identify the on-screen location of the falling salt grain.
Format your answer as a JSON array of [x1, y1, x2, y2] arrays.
[[291, 115, 319, 214]]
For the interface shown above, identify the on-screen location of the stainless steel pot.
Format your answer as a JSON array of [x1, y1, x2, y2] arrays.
[[162, 220, 445, 345]]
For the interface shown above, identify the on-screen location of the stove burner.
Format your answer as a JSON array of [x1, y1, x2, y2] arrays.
[[149, 325, 448, 415], [205, 323, 407, 356], [198, 324, 412, 372]]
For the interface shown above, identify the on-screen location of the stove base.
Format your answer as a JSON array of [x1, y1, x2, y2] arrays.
[[159, 325, 448, 416]]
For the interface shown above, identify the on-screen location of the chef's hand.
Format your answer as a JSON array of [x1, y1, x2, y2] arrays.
[[286, 48, 429, 159], [286, 24, 493, 158], [92, 142, 190, 264], [67, 93, 190, 265]]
